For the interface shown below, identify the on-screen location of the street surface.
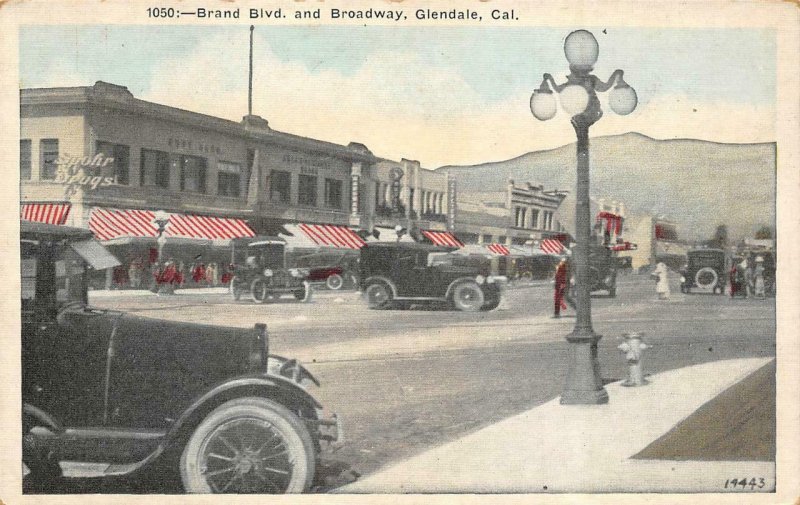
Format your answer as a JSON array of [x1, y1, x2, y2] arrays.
[[70, 273, 775, 492]]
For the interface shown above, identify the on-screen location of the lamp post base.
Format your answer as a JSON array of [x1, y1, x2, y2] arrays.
[[560, 331, 608, 405]]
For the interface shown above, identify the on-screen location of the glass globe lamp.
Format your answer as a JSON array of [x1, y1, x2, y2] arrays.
[[559, 84, 589, 115], [609, 83, 638, 115], [564, 30, 599, 69], [530, 90, 557, 121]]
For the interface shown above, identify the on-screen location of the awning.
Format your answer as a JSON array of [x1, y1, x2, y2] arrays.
[[88, 207, 255, 242], [421, 230, 464, 247], [540, 238, 566, 255], [486, 243, 510, 256], [291, 223, 366, 249], [21, 202, 71, 225]]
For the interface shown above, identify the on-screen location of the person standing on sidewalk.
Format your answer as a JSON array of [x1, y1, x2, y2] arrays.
[[553, 257, 575, 318], [653, 261, 670, 300], [753, 256, 766, 299]]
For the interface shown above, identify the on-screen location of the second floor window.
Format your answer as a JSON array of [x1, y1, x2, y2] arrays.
[[20, 140, 31, 180], [324, 178, 342, 209], [217, 161, 242, 197], [140, 149, 170, 188], [40, 139, 59, 180], [298, 174, 317, 206], [530, 209, 540, 229], [270, 170, 291, 203], [180, 155, 207, 193], [96, 141, 130, 185]]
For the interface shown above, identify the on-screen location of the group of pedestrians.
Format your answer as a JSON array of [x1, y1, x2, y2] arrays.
[[111, 254, 233, 291], [730, 256, 767, 299]]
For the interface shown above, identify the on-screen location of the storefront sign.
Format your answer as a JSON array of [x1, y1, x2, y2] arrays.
[[54, 154, 119, 200]]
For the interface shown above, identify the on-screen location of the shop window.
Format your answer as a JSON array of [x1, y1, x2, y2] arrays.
[[298, 174, 317, 206], [180, 155, 207, 193], [140, 149, 170, 188], [324, 178, 342, 209], [20, 140, 31, 180], [40, 139, 59, 180], [217, 161, 242, 197], [270, 170, 291, 203], [96, 141, 130, 185]]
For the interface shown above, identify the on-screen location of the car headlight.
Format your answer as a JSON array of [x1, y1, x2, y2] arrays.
[[475, 275, 485, 284], [681, 276, 686, 283], [263, 269, 273, 277]]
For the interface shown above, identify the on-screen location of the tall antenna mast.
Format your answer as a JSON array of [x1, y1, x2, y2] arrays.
[[248, 25, 254, 116]]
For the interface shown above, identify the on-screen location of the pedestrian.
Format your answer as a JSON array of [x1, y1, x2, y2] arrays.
[[735, 259, 749, 298], [729, 262, 739, 298], [753, 256, 766, 299], [553, 257, 575, 318], [206, 262, 218, 286], [744, 259, 755, 298], [653, 261, 670, 300], [191, 255, 206, 285]]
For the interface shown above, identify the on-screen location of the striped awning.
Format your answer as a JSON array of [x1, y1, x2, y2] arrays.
[[21, 202, 71, 225], [421, 230, 464, 248], [540, 238, 565, 255], [296, 223, 366, 249], [88, 207, 255, 242], [486, 243, 510, 255]]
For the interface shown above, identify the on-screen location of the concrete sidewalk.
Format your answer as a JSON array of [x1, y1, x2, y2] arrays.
[[339, 357, 775, 494]]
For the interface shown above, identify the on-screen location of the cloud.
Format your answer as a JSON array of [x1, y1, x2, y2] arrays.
[[141, 32, 776, 168]]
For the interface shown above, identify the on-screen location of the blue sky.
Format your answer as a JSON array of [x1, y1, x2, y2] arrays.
[[20, 25, 776, 166]]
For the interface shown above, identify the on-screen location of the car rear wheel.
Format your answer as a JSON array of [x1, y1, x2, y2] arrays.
[[365, 282, 391, 309], [695, 267, 718, 290], [325, 273, 344, 291], [452, 282, 485, 312], [180, 398, 315, 494]]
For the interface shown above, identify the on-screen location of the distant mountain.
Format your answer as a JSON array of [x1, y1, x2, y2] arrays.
[[435, 133, 776, 242]]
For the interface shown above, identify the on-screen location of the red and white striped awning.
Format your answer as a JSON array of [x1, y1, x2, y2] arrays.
[[21, 202, 71, 225], [421, 230, 464, 248], [486, 243, 510, 255], [540, 238, 565, 255], [88, 207, 255, 242], [296, 223, 366, 249]]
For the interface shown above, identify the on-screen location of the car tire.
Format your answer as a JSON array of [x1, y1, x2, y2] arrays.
[[230, 276, 243, 301], [250, 278, 272, 304], [180, 397, 315, 494], [325, 274, 344, 291], [294, 281, 313, 302], [364, 282, 391, 309], [694, 267, 718, 290], [480, 297, 501, 311], [452, 282, 485, 312]]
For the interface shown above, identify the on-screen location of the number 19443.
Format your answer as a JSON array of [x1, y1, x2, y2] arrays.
[[724, 477, 766, 490]]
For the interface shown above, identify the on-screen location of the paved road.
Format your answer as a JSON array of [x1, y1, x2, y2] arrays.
[[69, 274, 775, 492]]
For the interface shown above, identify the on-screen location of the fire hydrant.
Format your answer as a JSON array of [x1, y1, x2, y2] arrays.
[[618, 332, 649, 386]]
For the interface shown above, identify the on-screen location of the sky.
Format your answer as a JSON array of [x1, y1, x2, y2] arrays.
[[19, 25, 776, 168]]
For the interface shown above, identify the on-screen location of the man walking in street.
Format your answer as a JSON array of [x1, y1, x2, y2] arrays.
[[553, 257, 575, 318]]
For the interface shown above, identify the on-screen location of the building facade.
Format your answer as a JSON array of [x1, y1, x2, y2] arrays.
[[454, 179, 568, 245]]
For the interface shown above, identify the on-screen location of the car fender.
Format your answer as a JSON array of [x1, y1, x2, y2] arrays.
[[363, 276, 398, 298], [445, 277, 482, 299], [163, 375, 322, 448]]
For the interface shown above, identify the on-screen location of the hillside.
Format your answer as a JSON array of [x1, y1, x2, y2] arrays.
[[436, 133, 776, 242]]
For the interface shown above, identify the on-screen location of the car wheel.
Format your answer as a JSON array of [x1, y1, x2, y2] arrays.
[[250, 278, 271, 304], [294, 281, 313, 302], [694, 267, 718, 290], [452, 282, 485, 312], [180, 398, 315, 494], [365, 282, 391, 309], [325, 273, 344, 291], [230, 276, 243, 301]]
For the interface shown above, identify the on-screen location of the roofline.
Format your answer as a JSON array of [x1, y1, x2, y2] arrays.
[[20, 82, 377, 163]]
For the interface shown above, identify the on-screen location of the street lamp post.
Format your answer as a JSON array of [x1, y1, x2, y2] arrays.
[[152, 210, 171, 293], [530, 30, 637, 404]]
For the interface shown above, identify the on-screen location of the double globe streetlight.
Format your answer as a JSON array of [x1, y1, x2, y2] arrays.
[[530, 30, 637, 404]]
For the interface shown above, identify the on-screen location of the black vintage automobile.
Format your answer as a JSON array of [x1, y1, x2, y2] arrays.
[[291, 250, 360, 291], [587, 243, 619, 297], [229, 238, 313, 303], [680, 248, 727, 294], [22, 222, 340, 493], [359, 242, 504, 311]]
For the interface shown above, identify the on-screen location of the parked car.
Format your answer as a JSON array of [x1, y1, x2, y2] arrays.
[[21, 222, 340, 493], [680, 248, 727, 294], [230, 238, 313, 303], [292, 251, 360, 290], [359, 242, 505, 311]]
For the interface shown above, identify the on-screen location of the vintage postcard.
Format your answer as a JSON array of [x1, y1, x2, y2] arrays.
[[1, 0, 798, 504]]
